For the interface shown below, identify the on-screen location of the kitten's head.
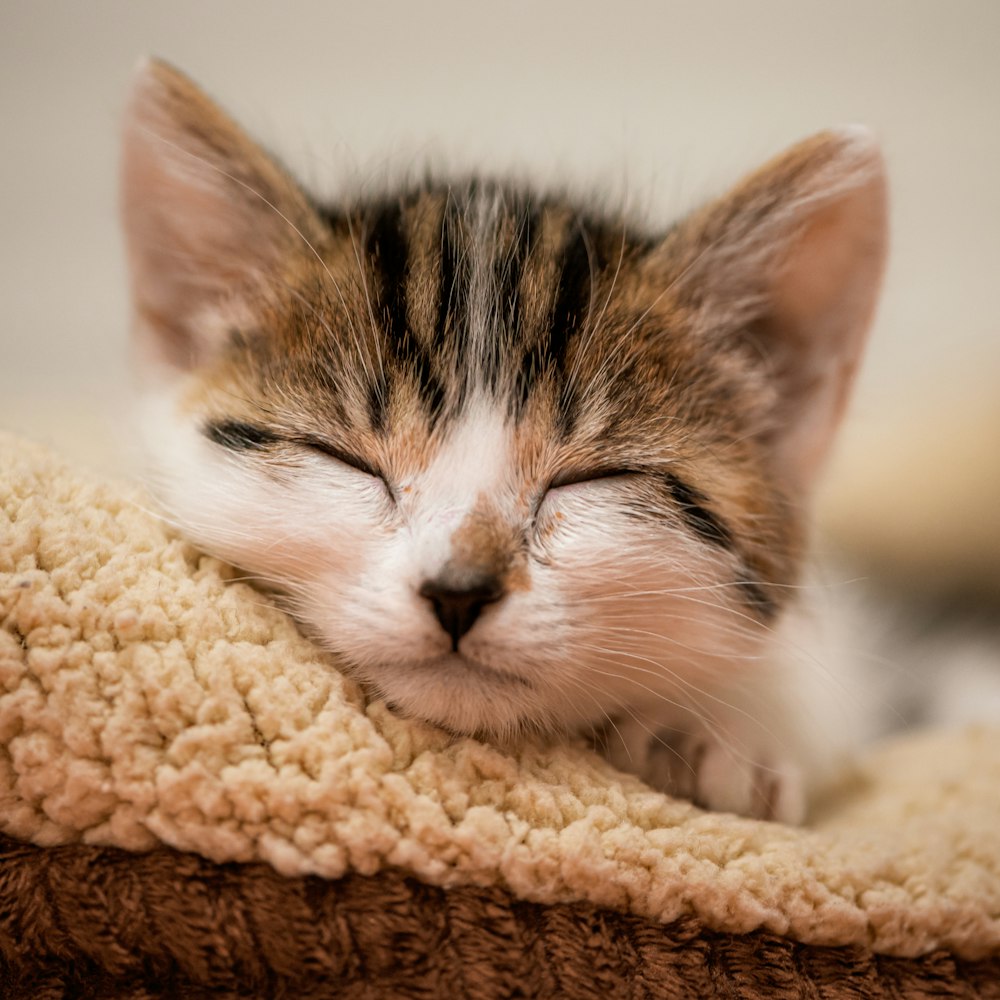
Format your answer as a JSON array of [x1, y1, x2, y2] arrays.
[[121, 60, 887, 738]]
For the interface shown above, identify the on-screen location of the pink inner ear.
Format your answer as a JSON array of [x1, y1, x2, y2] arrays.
[[771, 178, 887, 361], [120, 59, 324, 371], [122, 129, 255, 369], [763, 162, 888, 491]]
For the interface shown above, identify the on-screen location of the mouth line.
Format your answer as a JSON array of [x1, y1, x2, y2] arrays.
[[407, 651, 535, 689]]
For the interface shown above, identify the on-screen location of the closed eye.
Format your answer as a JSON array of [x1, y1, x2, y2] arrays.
[[204, 419, 280, 451], [296, 436, 384, 482], [203, 420, 387, 486], [547, 468, 640, 490]]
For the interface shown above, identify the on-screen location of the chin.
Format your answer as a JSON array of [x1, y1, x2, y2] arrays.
[[363, 652, 558, 739]]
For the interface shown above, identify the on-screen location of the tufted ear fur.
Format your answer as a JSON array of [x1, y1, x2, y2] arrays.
[[120, 58, 327, 372], [659, 128, 888, 494]]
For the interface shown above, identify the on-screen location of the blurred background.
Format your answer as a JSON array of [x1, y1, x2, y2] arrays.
[[2, 0, 998, 609]]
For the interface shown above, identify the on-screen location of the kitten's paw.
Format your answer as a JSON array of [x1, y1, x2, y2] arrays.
[[642, 731, 806, 824]]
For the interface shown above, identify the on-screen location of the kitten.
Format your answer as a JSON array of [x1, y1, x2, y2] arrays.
[[121, 59, 887, 824]]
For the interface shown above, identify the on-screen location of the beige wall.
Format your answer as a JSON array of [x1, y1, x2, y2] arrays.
[[2, 1, 998, 583]]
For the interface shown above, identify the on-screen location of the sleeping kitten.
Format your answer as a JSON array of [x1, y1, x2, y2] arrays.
[[121, 59, 887, 823]]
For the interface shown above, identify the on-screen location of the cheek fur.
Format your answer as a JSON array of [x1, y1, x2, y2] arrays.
[[139, 393, 386, 587], [524, 513, 768, 721]]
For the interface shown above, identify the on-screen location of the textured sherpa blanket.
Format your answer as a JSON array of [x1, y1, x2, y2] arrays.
[[2, 430, 1000, 994]]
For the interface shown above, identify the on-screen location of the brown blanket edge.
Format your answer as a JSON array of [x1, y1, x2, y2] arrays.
[[1, 834, 998, 999]]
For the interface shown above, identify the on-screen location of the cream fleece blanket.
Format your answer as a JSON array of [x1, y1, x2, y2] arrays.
[[2, 430, 999, 961]]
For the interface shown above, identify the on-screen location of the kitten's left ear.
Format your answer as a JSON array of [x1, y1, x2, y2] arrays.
[[659, 128, 888, 493], [121, 58, 328, 371]]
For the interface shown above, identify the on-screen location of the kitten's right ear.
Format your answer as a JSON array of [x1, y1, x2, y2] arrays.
[[121, 58, 326, 372], [650, 128, 888, 495]]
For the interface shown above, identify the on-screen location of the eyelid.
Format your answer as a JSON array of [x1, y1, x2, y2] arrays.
[[297, 437, 384, 481], [203, 420, 387, 484], [204, 419, 280, 451], [547, 468, 639, 490]]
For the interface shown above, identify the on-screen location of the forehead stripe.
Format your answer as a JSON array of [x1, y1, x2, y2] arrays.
[[367, 198, 446, 428], [366, 198, 409, 344], [549, 222, 594, 371], [436, 197, 464, 350], [550, 222, 596, 432]]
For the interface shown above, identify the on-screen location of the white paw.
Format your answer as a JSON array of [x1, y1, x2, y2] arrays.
[[640, 730, 807, 824]]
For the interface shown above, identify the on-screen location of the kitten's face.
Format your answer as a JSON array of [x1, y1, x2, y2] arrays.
[[123, 61, 887, 738]]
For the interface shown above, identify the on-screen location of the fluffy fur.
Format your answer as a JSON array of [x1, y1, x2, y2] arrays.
[[121, 59, 887, 822]]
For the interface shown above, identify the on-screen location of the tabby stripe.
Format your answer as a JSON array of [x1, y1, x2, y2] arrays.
[[436, 198, 463, 349], [551, 222, 594, 434], [663, 472, 734, 550], [662, 473, 779, 619], [549, 222, 593, 371], [736, 576, 778, 622], [316, 204, 349, 237], [513, 341, 544, 418], [367, 199, 445, 427], [500, 202, 536, 335], [366, 199, 410, 345], [366, 375, 389, 434]]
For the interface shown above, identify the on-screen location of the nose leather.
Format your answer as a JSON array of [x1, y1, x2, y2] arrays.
[[419, 576, 504, 650]]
